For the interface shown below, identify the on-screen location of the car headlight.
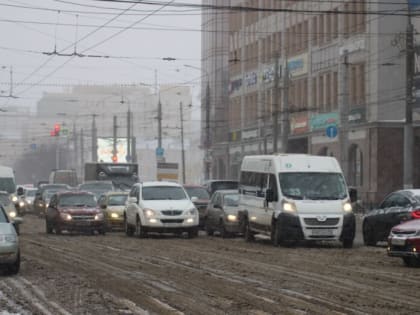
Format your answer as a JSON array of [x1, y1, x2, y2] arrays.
[[46, 203, 49, 208], [60, 213, 72, 221], [343, 202, 353, 213], [19, 201, 25, 207], [11, 196, 18, 202], [227, 214, 237, 222], [111, 213, 119, 219], [0, 234, 17, 243], [282, 200, 297, 213], [94, 213, 104, 221], [27, 200, 32, 204], [143, 209, 156, 218], [9, 211, 16, 218], [187, 208, 197, 216]]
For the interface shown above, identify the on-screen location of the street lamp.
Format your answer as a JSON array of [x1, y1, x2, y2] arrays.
[[184, 64, 211, 180]]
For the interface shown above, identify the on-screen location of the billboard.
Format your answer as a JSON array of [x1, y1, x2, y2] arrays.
[[97, 137, 128, 163]]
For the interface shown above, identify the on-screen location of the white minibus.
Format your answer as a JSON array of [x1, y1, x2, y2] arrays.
[[239, 154, 356, 248]]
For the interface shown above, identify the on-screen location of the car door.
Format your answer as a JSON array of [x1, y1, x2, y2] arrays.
[[46, 195, 58, 224], [208, 193, 222, 228], [383, 193, 412, 237], [373, 194, 398, 240]]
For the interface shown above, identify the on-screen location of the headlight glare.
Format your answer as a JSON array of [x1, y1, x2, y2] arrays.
[[94, 213, 104, 221], [227, 214, 237, 222], [19, 201, 25, 207], [111, 213, 119, 219], [343, 202, 353, 212], [9, 211, 16, 218], [282, 201, 296, 212], [143, 209, 156, 218], [11, 196, 18, 202], [60, 213, 72, 221]]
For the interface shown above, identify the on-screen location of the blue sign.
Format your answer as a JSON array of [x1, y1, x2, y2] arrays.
[[409, 0, 420, 9], [30, 143, 37, 150], [326, 125, 338, 138], [156, 147, 164, 157]]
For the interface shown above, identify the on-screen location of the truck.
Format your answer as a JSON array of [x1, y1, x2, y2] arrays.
[[84, 162, 139, 191]]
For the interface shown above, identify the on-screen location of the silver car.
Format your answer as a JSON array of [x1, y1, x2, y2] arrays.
[[0, 205, 21, 274]]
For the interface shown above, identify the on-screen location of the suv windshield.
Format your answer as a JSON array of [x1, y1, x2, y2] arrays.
[[142, 186, 187, 200], [279, 172, 347, 200], [185, 187, 210, 200], [0, 178, 16, 194], [59, 194, 97, 207], [108, 194, 127, 206], [223, 194, 239, 207]]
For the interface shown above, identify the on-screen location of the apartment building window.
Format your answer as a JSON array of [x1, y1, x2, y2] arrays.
[[332, 71, 338, 109], [319, 15, 324, 45], [332, 9, 339, 39], [344, 0, 366, 36], [229, 98, 241, 130], [349, 63, 366, 107], [356, 0, 366, 33], [312, 16, 318, 46], [303, 78, 308, 110], [349, 144, 363, 186], [325, 14, 331, 43], [312, 77, 318, 109], [303, 20, 309, 51], [325, 72, 331, 111], [319, 75, 324, 111]]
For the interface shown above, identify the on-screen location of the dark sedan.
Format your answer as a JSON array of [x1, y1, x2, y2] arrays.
[[387, 219, 420, 267], [184, 184, 210, 228], [204, 190, 241, 238], [363, 189, 420, 246], [45, 191, 106, 235]]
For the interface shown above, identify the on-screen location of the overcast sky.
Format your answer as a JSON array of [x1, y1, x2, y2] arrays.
[[0, 0, 202, 110]]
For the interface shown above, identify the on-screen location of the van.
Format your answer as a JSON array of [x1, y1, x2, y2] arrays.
[[239, 154, 356, 248], [49, 169, 78, 187]]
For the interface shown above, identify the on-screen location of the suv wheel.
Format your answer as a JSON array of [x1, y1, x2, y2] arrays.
[[124, 217, 134, 237], [187, 228, 198, 238], [204, 218, 214, 236], [244, 218, 255, 242], [135, 217, 147, 238], [363, 222, 377, 246], [271, 220, 283, 246], [7, 252, 20, 275], [46, 220, 53, 234]]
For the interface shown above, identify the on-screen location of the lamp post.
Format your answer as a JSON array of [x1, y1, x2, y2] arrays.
[[184, 64, 211, 180]]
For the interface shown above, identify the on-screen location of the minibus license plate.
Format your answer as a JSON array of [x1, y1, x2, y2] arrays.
[[311, 229, 333, 236]]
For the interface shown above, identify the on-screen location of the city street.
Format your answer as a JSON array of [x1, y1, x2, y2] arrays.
[[1, 215, 419, 314]]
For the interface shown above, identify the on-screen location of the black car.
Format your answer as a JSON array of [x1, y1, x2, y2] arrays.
[[33, 184, 70, 217], [362, 189, 420, 246], [202, 180, 238, 197]]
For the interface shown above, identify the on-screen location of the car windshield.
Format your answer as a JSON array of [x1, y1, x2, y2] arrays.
[[44, 190, 59, 199], [185, 187, 210, 200], [0, 208, 8, 223], [223, 194, 239, 207], [80, 183, 113, 191], [211, 182, 238, 192], [0, 178, 16, 194], [0, 194, 10, 206], [279, 172, 347, 200], [142, 186, 187, 200], [108, 194, 127, 206], [59, 194, 97, 207]]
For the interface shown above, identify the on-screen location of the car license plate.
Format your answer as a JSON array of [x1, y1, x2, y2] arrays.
[[75, 221, 90, 226], [310, 229, 333, 236], [391, 237, 406, 246]]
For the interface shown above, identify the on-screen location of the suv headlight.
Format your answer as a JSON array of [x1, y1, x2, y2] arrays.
[[19, 201, 25, 207], [343, 201, 353, 213], [9, 211, 16, 218], [143, 209, 156, 218], [227, 214, 237, 222], [11, 195, 18, 203], [60, 213, 72, 221]]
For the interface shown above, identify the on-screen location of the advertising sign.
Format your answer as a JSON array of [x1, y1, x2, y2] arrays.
[[288, 53, 308, 77], [348, 107, 366, 124], [97, 137, 128, 163], [290, 114, 309, 135], [310, 112, 339, 131], [157, 162, 179, 181]]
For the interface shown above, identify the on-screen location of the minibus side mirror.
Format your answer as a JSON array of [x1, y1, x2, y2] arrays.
[[349, 188, 357, 203], [266, 189, 274, 203]]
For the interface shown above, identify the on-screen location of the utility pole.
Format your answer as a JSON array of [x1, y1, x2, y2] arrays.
[[204, 80, 211, 180], [273, 54, 280, 153], [72, 122, 78, 170], [113, 115, 117, 161], [91, 115, 97, 162], [9, 66, 13, 98], [339, 50, 350, 180], [127, 107, 131, 162], [158, 98, 162, 149], [80, 128, 84, 177], [281, 61, 289, 153], [180, 102, 186, 184], [132, 137, 137, 163], [55, 137, 60, 170], [404, 20, 414, 189]]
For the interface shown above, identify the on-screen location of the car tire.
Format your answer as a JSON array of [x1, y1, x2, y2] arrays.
[[187, 228, 198, 238], [244, 218, 255, 242], [219, 221, 228, 238], [342, 238, 354, 249], [205, 219, 214, 236], [124, 217, 134, 237], [46, 220, 53, 234], [403, 257, 420, 267], [7, 251, 20, 275], [135, 216, 146, 238], [55, 225, 62, 235], [98, 229, 106, 235], [271, 220, 283, 246], [363, 222, 377, 246]]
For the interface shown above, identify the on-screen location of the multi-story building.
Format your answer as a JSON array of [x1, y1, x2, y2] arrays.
[[203, 0, 420, 206]]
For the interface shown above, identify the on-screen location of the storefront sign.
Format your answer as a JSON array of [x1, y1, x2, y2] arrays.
[[348, 107, 366, 124], [244, 71, 258, 87], [339, 38, 365, 55], [242, 128, 259, 140], [290, 114, 309, 135], [288, 53, 308, 77], [261, 61, 282, 84], [310, 112, 339, 131]]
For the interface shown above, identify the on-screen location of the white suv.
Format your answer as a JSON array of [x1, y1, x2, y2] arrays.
[[124, 181, 199, 238]]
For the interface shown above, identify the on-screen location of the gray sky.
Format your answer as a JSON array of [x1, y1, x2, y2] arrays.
[[0, 0, 202, 109]]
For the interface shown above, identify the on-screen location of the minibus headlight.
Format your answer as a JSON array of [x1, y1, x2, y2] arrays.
[[282, 200, 296, 213], [343, 202, 353, 213]]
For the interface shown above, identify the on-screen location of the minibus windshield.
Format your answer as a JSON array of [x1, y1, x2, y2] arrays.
[[279, 172, 347, 200]]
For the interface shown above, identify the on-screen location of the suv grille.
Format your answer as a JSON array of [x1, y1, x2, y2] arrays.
[[161, 219, 184, 224], [161, 210, 183, 216], [304, 218, 340, 226]]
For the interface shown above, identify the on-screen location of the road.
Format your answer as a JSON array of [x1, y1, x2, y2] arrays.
[[1, 215, 419, 315]]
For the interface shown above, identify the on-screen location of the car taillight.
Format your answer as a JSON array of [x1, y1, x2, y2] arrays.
[[411, 209, 420, 219]]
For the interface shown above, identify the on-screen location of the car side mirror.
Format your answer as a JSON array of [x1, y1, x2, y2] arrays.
[[100, 204, 107, 209], [128, 196, 138, 204], [17, 187, 24, 196], [12, 217, 23, 225], [349, 188, 357, 203], [266, 189, 274, 203], [214, 204, 222, 209]]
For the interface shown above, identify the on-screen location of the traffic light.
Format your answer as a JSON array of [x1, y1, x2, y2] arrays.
[[50, 130, 57, 137], [54, 123, 61, 135], [112, 155, 118, 163]]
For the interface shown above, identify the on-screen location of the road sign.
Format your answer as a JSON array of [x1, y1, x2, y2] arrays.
[[157, 162, 178, 181], [30, 143, 37, 150], [326, 125, 338, 138], [156, 147, 164, 157]]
